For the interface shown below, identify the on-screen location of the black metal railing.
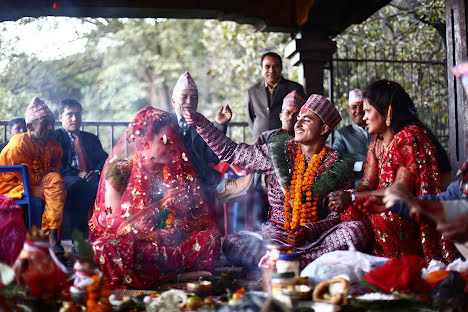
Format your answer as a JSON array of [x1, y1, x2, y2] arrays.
[[0, 120, 249, 153], [326, 45, 449, 149]]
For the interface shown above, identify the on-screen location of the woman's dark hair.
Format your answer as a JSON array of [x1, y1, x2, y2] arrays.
[[363, 79, 451, 173]]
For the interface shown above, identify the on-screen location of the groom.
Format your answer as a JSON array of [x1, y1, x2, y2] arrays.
[[185, 93, 372, 269]]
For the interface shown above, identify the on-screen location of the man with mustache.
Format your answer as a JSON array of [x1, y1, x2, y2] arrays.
[[53, 99, 108, 248], [333, 89, 373, 187], [247, 52, 305, 143], [185, 94, 372, 269], [0, 97, 66, 255], [171, 72, 252, 202]]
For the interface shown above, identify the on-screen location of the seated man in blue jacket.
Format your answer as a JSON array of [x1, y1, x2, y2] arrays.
[[53, 99, 108, 242], [332, 89, 372, 187]]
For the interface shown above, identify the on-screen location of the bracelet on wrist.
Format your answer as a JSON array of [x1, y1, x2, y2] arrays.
[[345, 189, 356, 203]]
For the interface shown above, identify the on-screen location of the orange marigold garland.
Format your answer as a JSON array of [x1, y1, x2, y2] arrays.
[[284, 145, 328, 231]]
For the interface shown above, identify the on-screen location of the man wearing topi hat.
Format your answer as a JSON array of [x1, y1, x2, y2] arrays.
[[184, 94, 372, 269], [333, 89, 373, 187], [0, 97, 66, 255], [255, 90, 305, 145], [171, 71, 253, 202], [252, 90, 306, 222]]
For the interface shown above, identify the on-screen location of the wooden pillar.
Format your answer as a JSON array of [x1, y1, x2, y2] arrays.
[[446, 0, 468, 177], [285, 30, 336, 96]]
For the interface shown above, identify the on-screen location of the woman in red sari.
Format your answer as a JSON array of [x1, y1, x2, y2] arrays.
[[329, 80, 456, 264], [89, 106, 220, 289]]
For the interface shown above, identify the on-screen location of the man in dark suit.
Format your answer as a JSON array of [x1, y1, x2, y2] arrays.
[[53, 99, 108, 241], [333, 89, 373, 187], [171, 72, 252, 201], [247, 52, 305, 142]]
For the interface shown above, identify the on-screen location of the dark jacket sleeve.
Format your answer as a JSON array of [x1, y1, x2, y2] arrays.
[[82, 132, 108, 171], [420, 181, 462, 201], [52, 129, 79, 177], [391, 181, 462, 217], [247, 88, 255, 128], [213, 121, 228, 134], [332, 129, 347, 153]]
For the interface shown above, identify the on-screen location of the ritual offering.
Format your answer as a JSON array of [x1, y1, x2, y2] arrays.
[[281, 284, 313, 302], [271, 272, 296, 299], [258, 242, 292, 293], [70, 260, 99, 304], [186, 280, 212, 297], [313, 276, 350, 305], [13, 226, 68, 299], [70, 229, 99, 304], [276, 252, 299, 276]]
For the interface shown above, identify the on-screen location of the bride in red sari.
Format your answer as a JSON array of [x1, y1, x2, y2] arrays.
[[329, 80, 456, 264], [89, 106, 220, 289]]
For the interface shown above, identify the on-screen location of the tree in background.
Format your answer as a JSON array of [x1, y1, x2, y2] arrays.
[[0, 17, 293, 144], [331, 0, 447, 146], [0, 0, 446, 144]]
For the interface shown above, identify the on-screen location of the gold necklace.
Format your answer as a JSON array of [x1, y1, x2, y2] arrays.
[[382, 137, 394, 152]]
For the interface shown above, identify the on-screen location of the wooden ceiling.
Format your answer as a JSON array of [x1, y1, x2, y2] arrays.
[[0, 0, 391, 36]]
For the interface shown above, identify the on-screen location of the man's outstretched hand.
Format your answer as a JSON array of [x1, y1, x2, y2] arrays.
[[215, 104, 232, 125]]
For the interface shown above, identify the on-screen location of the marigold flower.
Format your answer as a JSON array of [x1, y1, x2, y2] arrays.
[[284, 146, 328, 231]]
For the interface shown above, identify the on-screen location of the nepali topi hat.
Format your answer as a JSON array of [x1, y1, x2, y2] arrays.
[[172, 71, 198, 97], [300, 94, 341, 130], [282, 90, 305, 110], [25, 97, 54, 124]]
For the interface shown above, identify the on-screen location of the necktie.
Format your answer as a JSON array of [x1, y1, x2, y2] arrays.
[[179, 118, 192, 149], [179, 118, 189, 137], [73, 134, 90, 171]]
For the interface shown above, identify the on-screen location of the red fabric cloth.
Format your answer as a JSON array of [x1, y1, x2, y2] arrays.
[[89, 106, 220, 289], [342, 125, 457, 264], [0, 194, 26, 266], [15, 240, 68, 297], [365, 255, 430, 294]]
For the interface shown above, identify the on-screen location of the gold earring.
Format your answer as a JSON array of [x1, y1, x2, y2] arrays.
[[386, 105, 392, 127]]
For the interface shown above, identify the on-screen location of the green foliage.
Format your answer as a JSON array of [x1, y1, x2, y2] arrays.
[[0, 1, 447, 146], [0, 17, 292, 144], [201, 21, 293, 142], [72, 228, 95, 264], [331, 0, 448, 147]]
